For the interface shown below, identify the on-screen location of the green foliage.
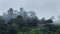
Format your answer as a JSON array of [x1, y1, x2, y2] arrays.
[[0, 15, 60, 34]]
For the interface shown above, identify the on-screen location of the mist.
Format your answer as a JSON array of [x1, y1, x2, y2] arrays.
[[0, 0, 58, 19], [0, 0, 60, 24]]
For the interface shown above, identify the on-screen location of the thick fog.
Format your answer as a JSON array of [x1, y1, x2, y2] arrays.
[[0, 0, 60, 20]]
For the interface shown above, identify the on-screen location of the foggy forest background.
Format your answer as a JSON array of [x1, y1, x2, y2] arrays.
[[0, 7, 60, 34]]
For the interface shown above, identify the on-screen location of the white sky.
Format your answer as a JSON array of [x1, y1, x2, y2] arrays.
[[0, 0, 60, 19]]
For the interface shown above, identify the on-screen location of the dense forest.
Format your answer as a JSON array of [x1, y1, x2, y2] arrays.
[[0, 15, 60, 34], [0, 8, 60, 34]]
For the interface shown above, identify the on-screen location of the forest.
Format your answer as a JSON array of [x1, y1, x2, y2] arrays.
[[0, 15, 60, 34], [0, 8, 59, 34]]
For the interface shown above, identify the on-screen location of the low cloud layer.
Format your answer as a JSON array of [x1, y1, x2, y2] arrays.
[[0, 0, 60, 20]]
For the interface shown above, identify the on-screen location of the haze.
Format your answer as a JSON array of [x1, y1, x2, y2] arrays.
[[0, 0, 60, 19]]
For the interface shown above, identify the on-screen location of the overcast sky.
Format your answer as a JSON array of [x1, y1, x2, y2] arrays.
[[0, 0, 60, 19]]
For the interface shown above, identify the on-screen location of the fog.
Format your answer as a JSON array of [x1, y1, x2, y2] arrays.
[[0, 0, 60, 20]]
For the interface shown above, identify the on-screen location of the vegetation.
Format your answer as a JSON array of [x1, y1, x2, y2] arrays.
[[0, 15, 60, 34]]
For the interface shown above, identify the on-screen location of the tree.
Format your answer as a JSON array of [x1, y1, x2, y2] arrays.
[[0, 19, 5, 25], [28, 17, 39, 28], [15, 15, 26, 27], [7, 18, 20, 34], [40, 18, 59, 34], [0, 18, 8, 34]]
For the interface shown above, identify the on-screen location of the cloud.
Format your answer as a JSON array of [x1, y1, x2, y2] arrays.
[[0, 0, 59, 20]]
